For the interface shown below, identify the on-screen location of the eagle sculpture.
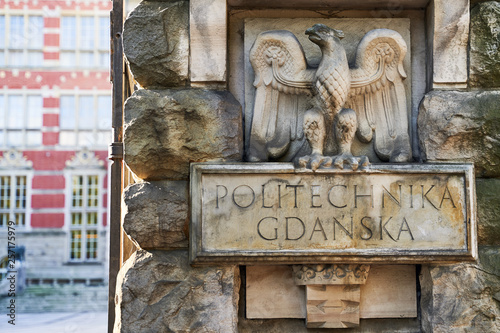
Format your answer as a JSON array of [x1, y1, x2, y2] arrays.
[[247, 24, 411, 170]]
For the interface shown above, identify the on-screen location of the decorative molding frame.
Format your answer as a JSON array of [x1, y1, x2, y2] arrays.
[[293, 264, 371, 285], [189, 0, 470, 90], [65, 149, 105, 169], [0, 149, 33, 169]]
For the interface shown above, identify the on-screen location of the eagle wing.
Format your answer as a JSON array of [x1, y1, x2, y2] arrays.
[[248, 30, 315, 161], [346, 29, 411, 161]]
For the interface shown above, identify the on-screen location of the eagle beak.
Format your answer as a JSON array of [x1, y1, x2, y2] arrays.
[[305, 27, 320, 42], [334, 29, 345, 39]]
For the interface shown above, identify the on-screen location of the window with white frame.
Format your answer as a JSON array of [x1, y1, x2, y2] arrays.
[[0, 174, 28, 228], [0, 14, 43, 68], [68, 174, 101, 261], [65, 149, 105, 262], [0, 93, 43, 148], [0, 150, 33, 229], [60, 15, 110, 69], [59, 94, 111, 147]]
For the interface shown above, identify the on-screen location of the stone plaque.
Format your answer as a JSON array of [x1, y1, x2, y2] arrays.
[[190, 163, 476, 264]]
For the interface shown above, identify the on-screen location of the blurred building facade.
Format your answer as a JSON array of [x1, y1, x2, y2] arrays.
[[0, 0, 112, 308]]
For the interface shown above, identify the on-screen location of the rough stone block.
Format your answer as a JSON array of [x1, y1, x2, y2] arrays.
[[114, 250, 240, 333], [477, 178, 500, 246], [124, 89, 243, 180], [470, 1, 500, 88], [418, 90, 500, 177], [420, 246, 500, 333], [122, 181, 188, 250], [123, 1, 189, 88]]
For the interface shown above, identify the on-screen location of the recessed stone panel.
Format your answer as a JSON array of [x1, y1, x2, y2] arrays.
[[190, 0, 227, 83], [190, 163, 476, 264], [246, 264, 417, 320], [427, 0, 469, 89], [243, 18, 411, 162]]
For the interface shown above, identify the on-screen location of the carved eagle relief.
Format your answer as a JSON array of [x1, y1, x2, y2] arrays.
[[247, 24, 411, 170]]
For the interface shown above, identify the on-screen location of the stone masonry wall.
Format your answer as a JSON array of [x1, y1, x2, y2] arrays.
[[116, 1, 242, 332], [116, 1, 500, 332], [417, 2, 500, 332]]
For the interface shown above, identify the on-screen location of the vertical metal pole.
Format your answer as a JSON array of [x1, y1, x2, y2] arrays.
[[109, 0, 124, 332]]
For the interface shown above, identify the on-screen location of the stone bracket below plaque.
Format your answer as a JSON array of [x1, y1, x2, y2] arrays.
[[305, 284, 361, 328], [293, 264, 370, 328]]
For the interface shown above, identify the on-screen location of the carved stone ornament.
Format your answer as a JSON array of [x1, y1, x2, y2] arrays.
[[293, 264, 370, 285], [248, 24, 411, 170], [65, 148, 104, 169], [293, 264, 371, 328], [0, 149, 33, 169]]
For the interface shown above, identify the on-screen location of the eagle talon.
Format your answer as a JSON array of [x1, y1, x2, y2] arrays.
[[350, 158, 359, 171], [331, 153, 370, 171], [359, 156, 370, 168], [333, 156, 345, 170], [298, 154, 332, 171]]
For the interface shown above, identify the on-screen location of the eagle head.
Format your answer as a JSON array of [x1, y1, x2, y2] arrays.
[[305, 24, 344, 47]]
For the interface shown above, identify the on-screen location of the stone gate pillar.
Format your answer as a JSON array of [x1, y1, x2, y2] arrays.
[[115, 1, 500, 332]]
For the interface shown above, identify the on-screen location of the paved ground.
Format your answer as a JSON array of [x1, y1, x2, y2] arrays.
[[0, 311, 107, 333]]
